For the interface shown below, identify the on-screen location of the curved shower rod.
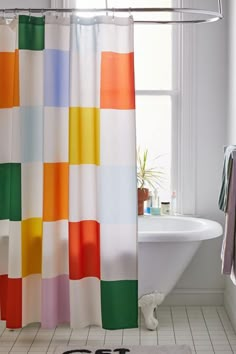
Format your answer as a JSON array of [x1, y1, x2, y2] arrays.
[[1, 1, 223, 24]]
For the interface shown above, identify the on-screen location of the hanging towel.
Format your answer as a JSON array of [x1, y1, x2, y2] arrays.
[[219, 146, 236, 283], [219, 145, 236, 212]]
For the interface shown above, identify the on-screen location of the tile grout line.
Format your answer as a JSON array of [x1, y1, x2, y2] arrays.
[[185, 306, 196, 354], [170, 306, 177, 345], [139, 308, 141, 345], [26, 325, 41, 353], [217, 306, 236, 334], [0, 322, 6, 338], [46, 325, 57, 353], [85, 326, 91, 345], [7, 328, 22, 353], [103, 329, 107, 346], [201, 307, 215, 354], [216, 307, 234, 353], [66, 326, 73, 346], [156, 308, 159, 346]]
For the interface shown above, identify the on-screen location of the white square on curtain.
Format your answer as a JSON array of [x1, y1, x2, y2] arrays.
[[100, 224, 137, 281], [0, 109, 12, 163], [8, 221, 21, 278], [22, 275, 41, 326], [70, 29, 100, 108], [19, 51, 44, 106], [11, 108, 21, 163], [98, 20, 134, 53], [70, 278, 102, 328], [100, 109, 136, 166], [0, 236, 8, 275], [45, 19, 70, 51], [0, 19, 18, 52], [69, 165, 98, 222], [22, 162, 43, 220], [44, 107, 69, 163], [42, 220, 69, 278]]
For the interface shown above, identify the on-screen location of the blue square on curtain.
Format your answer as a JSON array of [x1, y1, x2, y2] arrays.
[[20, 107, 43, 163], [44, 49, 69, 107], [98, 166, 137, 224]]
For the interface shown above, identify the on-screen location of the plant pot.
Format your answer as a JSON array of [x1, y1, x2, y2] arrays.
[[137, 188, 149, 215]]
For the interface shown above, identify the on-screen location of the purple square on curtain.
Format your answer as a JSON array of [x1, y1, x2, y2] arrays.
[[44, 49, 69, 107], [41, 275, 70, 328]]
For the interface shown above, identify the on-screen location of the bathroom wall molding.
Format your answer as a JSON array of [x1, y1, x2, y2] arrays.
[[162, 288, 224, 306]]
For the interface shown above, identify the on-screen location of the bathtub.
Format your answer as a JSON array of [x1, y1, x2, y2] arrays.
[[138, 215, 223, 330]]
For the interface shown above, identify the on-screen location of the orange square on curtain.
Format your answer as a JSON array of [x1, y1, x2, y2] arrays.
[[69, 220, 100, 280], [100, 52, 135, 110], [0, 50, 19, 108], [43, 163, 69, 221]]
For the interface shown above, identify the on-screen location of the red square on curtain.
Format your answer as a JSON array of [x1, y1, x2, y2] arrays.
[[69, 221, 100, 280], [6, 278, 22, 328], [0, 275, 8, 320], [100, 52, 135, 110]]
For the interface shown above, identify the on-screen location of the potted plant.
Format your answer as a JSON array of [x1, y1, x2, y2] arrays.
[[137, 148, 164, 215]]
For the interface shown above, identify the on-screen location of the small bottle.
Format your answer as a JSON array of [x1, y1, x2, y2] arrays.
[[170, 191, 177, 215], [161, 202, 170, 215], [151, 190, 161, 215], [146, 191, 153, 214]]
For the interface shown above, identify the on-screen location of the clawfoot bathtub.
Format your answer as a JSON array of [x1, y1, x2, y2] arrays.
[[138, 215, 223, 330]]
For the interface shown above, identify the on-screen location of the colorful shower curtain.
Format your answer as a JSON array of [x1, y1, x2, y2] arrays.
[[0, 14, 137, 330]]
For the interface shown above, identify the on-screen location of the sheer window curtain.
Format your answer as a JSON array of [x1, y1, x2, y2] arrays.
[[0, 9, 138, 330]]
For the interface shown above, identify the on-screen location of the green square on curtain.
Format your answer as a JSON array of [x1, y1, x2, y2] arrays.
[[9, 163, 21, 221], [0, 163, 21, 221], [101, 280, 138, 330], [19, 15, 45, 51]]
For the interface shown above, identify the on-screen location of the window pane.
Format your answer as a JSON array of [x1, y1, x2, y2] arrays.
[[134, 25, 172, 90], [136, 95, 171, 201]]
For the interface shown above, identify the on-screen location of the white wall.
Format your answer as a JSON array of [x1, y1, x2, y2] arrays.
[[164, 0, 227, 305], [224, 0, 236, 332]]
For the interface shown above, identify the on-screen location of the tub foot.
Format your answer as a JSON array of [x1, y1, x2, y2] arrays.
[[139, 292, 165, 331]]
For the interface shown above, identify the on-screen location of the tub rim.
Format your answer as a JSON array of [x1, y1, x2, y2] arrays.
[[138, 215, 223, 242]]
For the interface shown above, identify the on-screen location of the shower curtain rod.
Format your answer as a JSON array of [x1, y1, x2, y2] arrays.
[[1, 5, 223, 24]]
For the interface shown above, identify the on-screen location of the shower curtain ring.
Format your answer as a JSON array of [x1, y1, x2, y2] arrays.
[[128, 7, 132, 18]]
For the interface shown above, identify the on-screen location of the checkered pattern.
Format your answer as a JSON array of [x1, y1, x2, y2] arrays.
[[0, 15, 137, 330]]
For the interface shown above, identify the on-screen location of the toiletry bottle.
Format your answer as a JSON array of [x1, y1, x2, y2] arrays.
[[146, 191, 153, 214], [151, 189, 161, 215], [170, 191, 177, 215]]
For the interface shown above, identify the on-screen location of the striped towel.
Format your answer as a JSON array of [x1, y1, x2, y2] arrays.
[[218, 145, 236, 212]]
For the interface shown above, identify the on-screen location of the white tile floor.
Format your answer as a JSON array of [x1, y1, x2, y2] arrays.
[[0, 306, 236, 354]]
